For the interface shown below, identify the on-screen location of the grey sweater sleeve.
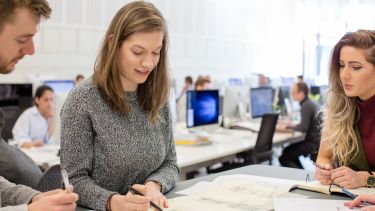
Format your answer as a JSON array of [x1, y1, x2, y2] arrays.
[[0, 176, 39, 210], [146, 108, 180, 193], [60, 90, 116, 211]]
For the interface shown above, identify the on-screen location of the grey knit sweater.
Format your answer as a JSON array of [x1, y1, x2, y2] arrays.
[[60, 78, 179, 211]]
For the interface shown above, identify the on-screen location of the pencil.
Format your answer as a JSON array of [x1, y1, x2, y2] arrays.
[[128, 186, 163, 211]]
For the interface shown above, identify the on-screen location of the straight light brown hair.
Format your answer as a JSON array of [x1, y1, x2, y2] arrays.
[[0, 0, 51, 32], [323, 29, 375, 166], [93, 1, 170, 123]]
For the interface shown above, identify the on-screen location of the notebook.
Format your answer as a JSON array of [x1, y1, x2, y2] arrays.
[[290, 180, 375, 196]]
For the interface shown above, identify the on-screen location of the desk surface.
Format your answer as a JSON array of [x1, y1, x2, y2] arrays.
[[76, 164, 349, 211], [166, 164, 349, 201]]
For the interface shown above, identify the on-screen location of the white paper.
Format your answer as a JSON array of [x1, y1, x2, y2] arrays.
[[174, 181, 214, 195], [273, 197, 359, 211]]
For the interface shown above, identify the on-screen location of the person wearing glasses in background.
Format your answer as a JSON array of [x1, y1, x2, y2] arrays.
[[60, 1, 179, 211], [314, 30, 375, 210], [0, 1, 78, 210]]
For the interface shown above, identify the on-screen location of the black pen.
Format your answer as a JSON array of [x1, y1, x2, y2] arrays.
[[128, 186, 163, 211], [313, 162, 329, 170]]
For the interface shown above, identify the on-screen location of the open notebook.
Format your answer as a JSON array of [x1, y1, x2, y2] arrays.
[[290, 180, 375, 196]]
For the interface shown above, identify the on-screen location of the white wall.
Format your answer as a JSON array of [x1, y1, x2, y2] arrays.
[[0, 0, 301, 91]]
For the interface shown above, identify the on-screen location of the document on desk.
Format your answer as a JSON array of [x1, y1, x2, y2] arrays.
[[273, 197, 358, 211], [167, 177, 307, 211]]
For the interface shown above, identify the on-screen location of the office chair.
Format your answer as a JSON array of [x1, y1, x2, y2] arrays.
[[206, 113, 279, 174], [305, 112, 322, 162], [248, 113, 279, 164], [36, 164, 62, 192], [0, 106, 21, 142]]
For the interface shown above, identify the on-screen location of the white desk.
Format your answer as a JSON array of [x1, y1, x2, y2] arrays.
[[20, 144, 60, 168], [76, 165, 350, 211], [176, 126, 304, 180]]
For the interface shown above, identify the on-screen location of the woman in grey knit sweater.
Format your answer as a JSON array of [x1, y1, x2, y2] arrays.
[[60, 2, 179, 211]]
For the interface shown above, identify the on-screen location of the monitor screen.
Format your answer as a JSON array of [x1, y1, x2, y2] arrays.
[[186, 90, 219, 128], [250, 87, 273, 118], [223, 86, 249, 117], [228, 78, 243, 86], [0, 83, 33, 109], [310, 85, 320, 95], [44, 80, 74, 94]]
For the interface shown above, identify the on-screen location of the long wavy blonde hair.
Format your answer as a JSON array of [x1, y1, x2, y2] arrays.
[[322, 29, 375, 166], [93, 1, 170, 123]]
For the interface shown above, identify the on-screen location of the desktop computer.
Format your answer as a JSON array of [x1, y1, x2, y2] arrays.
[[250, 87, 274, 119], [186, 90, 220, 128], [44, 80, 74, 94], [222, 86, 250, 119]]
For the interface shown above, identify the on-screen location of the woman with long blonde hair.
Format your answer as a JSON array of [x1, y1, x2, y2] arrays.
[[60, 1, 179, 211], [316, 30, 375, 191]]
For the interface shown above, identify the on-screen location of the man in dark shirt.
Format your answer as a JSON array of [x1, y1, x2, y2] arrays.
[[277, 82, 321, 169]]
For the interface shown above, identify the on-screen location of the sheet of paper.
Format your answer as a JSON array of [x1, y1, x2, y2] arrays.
[[212, 174, 300, 192], [167, 178, 307, 211], [273, 197, 359, 211], [174, 181, 214, 195]]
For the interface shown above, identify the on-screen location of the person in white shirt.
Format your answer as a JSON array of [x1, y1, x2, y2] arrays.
[[12, 85, 54, 148]]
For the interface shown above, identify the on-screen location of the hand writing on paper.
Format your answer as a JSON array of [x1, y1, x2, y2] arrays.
[[145, 181, 169, 210], [331, 166, 368, 188]]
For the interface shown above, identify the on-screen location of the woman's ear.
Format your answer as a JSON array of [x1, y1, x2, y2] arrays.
[[108, 34, 114, 47]]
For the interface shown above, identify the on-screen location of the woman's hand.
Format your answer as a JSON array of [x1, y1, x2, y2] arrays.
[[145, 181, 169, 210], [331, 167, 368, 188], [315, 163, 333, 185], [110, 185, 151, 211], [344, 194, 375, 210]]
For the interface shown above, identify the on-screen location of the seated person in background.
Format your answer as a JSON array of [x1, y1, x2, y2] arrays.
[[60, 2, 179, 211], [74, 74, 85, 86], [195, 78, 210, 90], [277, 82, 320, 169], [12, 85, 54, 148], [316, 29, 375, 189], [176, 76, 193, 122], [296, 75, 304, 83], [176, 75, 193, 102]]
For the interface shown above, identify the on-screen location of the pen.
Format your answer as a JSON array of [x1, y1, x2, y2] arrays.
[[313, 162, 328, 170], [342, 188, 372, 207], [128, 186, 163, 211], [61, 169, 71, 193]]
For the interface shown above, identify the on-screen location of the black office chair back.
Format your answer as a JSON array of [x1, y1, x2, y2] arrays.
[[36, 164, 63, 192], [0, 106, 21, 142], [305, 111, 322, 162], [252, 113, 279, 164]]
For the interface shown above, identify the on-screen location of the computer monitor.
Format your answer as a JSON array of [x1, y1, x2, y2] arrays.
[[276, 86, 291, 108], [310, 85, 320, 95], [222, 86, 249, 118], [186, 90, 220, 128], [0, 83, 33, 110], [44, 80, 74, 94], [250, 87, 273, 118], [228, 78, 243, 86]]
